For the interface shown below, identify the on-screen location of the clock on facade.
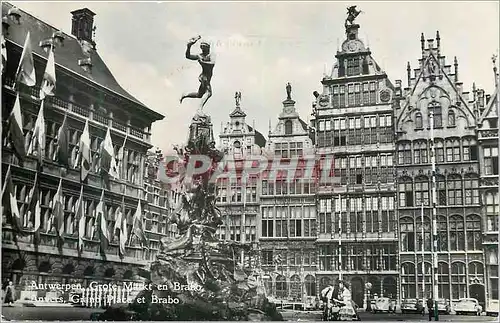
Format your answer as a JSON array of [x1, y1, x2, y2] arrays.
[[380, 89, 391, 103], [233, 141, 241, 148], [285, 106, 294, 114]]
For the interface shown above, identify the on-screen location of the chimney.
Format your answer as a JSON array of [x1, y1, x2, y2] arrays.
[[71, 8, 95, 46]]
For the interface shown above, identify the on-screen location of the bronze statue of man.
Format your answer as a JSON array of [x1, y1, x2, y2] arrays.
[[180, 36, 216, 112]]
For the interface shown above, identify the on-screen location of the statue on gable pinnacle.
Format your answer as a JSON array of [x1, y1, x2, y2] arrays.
[[345, 5, 362, 28]]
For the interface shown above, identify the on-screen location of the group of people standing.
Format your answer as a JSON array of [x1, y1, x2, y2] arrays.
[[321, 280, 361, 321]]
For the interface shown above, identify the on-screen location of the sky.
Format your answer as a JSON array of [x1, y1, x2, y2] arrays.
[[11, 1, 500, 154]]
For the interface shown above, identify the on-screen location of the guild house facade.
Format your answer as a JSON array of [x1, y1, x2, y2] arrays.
[[311, 20, 398, 308], [258, 88, 317, 306], [394, 32, 499, 308], [1, 3, 163, 300]]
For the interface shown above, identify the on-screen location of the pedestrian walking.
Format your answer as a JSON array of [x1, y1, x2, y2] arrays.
[[4, 281, 15, 306], [426, 297, 434, 321]]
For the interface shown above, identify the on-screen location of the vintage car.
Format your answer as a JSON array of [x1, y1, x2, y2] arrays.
[[436, 299, 451, 314], [401, 298, 424, 314], [371, 297, 396, 313], [486, 299, 499, 317], [454, 298, 483, 316]]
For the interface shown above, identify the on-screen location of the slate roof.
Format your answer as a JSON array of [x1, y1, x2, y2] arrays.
[[2, 2, 164, 121]]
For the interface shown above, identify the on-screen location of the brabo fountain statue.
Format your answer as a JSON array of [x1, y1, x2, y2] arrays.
[[98, 36, 283, 321]]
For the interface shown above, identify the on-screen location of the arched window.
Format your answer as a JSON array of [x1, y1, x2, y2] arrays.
[[284, 120, 293, 135], [464, 175, 479, 205], [413, 141, 428, 164], [417, 262, 432, 299], [416, 216, 432, 251], [451, 262, 467, 299], [398, 177, 414, 207], [428, 102, 442, 128], [305, 275, 316, 296], [290, 275, 301, 300], [485, 191, 499, 232], [401, 262, 416, 299], [466, 215, 482, 250], [446, 139, 461, 162], [437, 262, 450, 299], [436, 175, 447, 205], [276, 275, 287, 298], [415, 112, 423, 129], [449, 215, 465, 251], [104, 268, 115, 279], [398, 143, 412, 165], [400, 217, 415, 252], [83, 266, 95, 277], [435, 139, 445, 163], [462, 138, 477, 161], [415, 176, 429, 206], [447, 175, 462, 205], [437, 215, 448, 251], [468, 262, 484, 284], [123, 270, 134, 280], [448, 110, 456, 127]]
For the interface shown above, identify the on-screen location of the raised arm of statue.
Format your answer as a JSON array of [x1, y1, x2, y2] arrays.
[[186, 36, 201, 60]]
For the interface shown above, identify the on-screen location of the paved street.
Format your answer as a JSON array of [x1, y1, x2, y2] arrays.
[[2, 305, 498, 321], [1, 305, 105, 321], [280, 309, 498, 322]]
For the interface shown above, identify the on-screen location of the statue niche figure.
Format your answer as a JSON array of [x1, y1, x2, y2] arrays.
[[180, 36, 216, 113]]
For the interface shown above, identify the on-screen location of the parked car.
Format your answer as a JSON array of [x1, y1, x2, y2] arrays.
[[372, 297, 396, 314], [401, 299, 424, 314], [436, 299, 451, 314], [454, 298, 482, 316], [486, 299, 499, 317]]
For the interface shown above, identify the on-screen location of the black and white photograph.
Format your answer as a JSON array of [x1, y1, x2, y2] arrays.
[[1, 1, 499, 321]]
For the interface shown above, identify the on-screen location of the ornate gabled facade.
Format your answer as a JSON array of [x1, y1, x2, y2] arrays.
[[259, 86, 317, 307], [312, 20, 398, 308], [2, 3, 163, 300], [394, 31, 486, 305], [216, 93, 266, 264], [476, 58, 499, 303]]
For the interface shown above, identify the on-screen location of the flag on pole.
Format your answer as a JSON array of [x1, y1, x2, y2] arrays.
[[1, 33, 7, 75], [119, 213, 128, 259], [131, 199, 148, 248], [28, 100, 46, 165], [8, 93, 26, 166], [117, 134, 127, 179], [2, 165, 26, 234], [96, 190, 110, 258], [52, 179, 65, 248], [114, 196, 124, 239], [100, 128, 119, 180], [39, 46, 56, 100], [75, 186, 85, 254], [56, 113, 69, 167], [15, 31, 36, 86], [79, 120, 91, 182], [27, 172, 41, 233]]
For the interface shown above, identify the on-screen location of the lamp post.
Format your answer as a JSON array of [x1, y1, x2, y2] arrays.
[[429, 112, 439, 321], [421, 202, 425, 314]]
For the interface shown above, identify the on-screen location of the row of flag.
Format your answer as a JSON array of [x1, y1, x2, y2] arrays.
[[5, 31, 125, 183], [1, 164, 148, 258], [2, 30, 148, 257]]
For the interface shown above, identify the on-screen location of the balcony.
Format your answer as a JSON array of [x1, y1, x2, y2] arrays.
[[478, 129, 499, 140], [3, 78, 150, 144]]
